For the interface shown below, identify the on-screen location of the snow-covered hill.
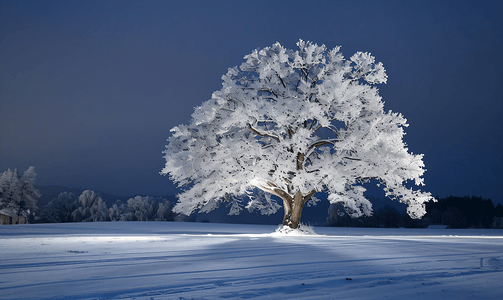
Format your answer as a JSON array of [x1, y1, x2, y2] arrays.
[[1, 222, 502, 299]]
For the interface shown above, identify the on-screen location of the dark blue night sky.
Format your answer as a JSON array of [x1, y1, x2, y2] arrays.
[[1, 0, 502, 204]]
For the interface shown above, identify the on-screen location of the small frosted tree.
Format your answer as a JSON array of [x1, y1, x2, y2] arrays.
[[17, 166, 41, 222], [0, 167, 40, 224], [156, 199, 173, 221], [109, 196, 172, 221], [0, 169, 21, 222], [40, 192, 78, 223], [109, 203, 132, 221], [127, 196, 157, 221], [71, 190, 109, 222], [161, 40, 434, 229]]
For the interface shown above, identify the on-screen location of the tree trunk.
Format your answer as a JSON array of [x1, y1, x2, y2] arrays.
[[16, 201, 24, 224], [281, 190, 316, 229]]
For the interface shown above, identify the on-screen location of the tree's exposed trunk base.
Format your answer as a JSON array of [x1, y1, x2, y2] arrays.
[[281, 190, 316, 229]]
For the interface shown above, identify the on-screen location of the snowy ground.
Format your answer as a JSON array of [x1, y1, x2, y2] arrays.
[[1, 222, 503, 300]]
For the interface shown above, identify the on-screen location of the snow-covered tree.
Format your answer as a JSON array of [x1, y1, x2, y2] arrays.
[[156, 199, 174, 221], [161, 40, 434, 229], [71, 190, 109, 222], [0, 169, 17, 208], [109, 202, 134, 221], [127, 196, 157, 221], [109, 196, 173, 221], [17, 166, 41, 222], [0, 169, 20, 223], [39, 192, 78, 223], [0, 167, 40, 224]]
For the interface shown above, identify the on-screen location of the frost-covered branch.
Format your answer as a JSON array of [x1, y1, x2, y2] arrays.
[[247, 124, 280, 142]]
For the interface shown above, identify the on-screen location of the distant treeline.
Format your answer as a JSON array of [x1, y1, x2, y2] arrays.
[[0, 166, 176, 225], [327, 196, 503, 229], [38, 190, 175, 223]]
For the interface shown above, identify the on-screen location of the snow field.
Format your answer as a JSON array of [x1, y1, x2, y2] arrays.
[[1, 222, 502, 299]]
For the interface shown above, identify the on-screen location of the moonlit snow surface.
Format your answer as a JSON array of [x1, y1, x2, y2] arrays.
[[1, 222, 502, 299]]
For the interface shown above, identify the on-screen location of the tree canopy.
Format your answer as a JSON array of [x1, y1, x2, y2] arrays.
[[161, 40, 434, 228], [0, 166, 40, 224]]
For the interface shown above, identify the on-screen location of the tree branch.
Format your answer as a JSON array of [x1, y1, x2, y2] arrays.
[[257, 181, 293, 206], [326, 126, 340, 136], [303, 189, 317, 204], [296, 152, 304, 170], [342, 156, 362, 161], [275, 72, 286, 89], [248, 124, 280, 142], [258, 88, 278, 98], [301, 68, 309, 81], [308, 139, 338, 149], [287, 126, 295, 139], [274, 189, 293, 205]]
